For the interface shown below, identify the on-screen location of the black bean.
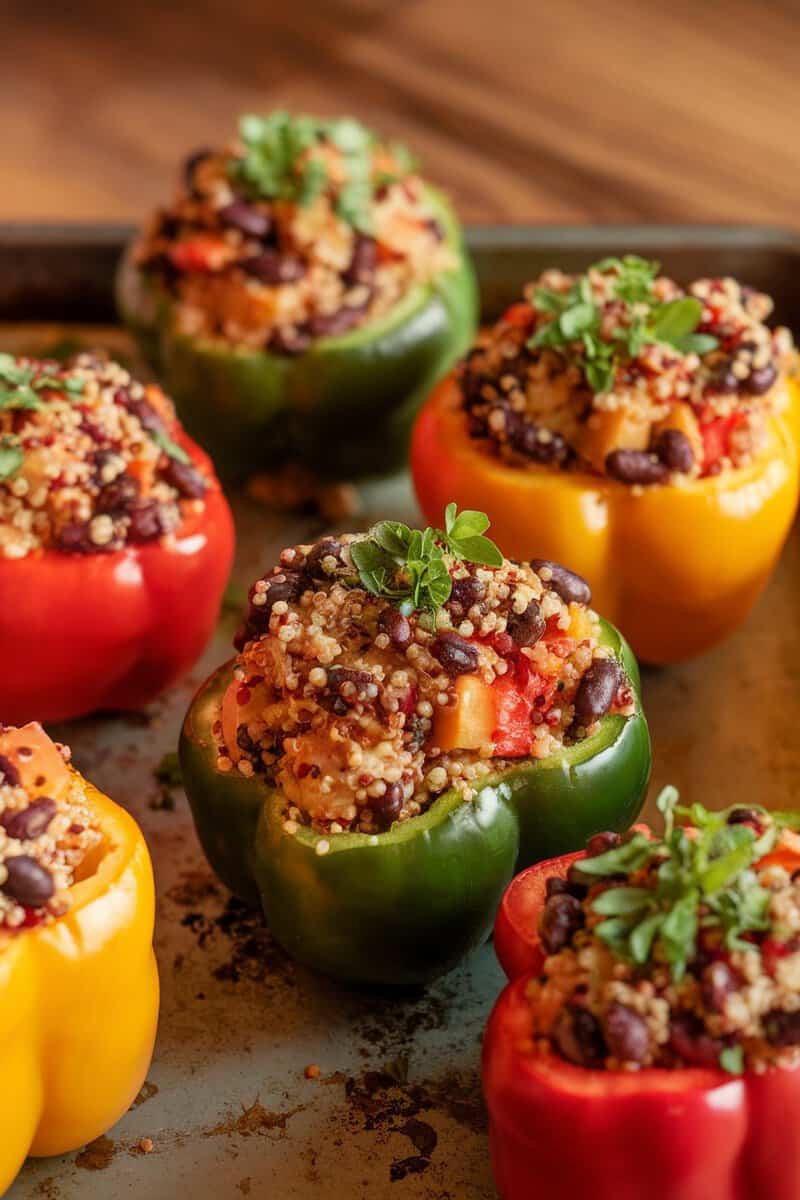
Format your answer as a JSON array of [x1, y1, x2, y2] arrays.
[[305, 538, 344, 579], [702, 961, 740, 1013], [540, 892, 584, 954], [162, 458, 207, 499], [432, 632, 479, 677], [219, 200, 271, 239], [668, 1013, 723, 1067], [606, 449, 669, 485], [378, 608, 412, 651], [529, 560, 592, 606], [508, 419, 569, 465], [246, 570, 307, 631], [742, 362, 777, 396], [507, 600, 545, 647], [242, 251, 305, 284], [371, 782, 404, 831], [55, 522, 98, 554], [0, 754, 21, 787], [268, 326, 313, 355], [727, 807, 765, 831], [585, 831, 621, 857], [1, 797, 57, 841], [708, 361, 740, 394], [183, 147, 213, 195], [765, 1010, 800, 1047], [308, 307, 366, 338], [449, 575, 487, 612], [565, 864, 590, 898], [117, 390, 164, 434], [572, 660, 623, 728], [342, 235, 377, 286], [604, 1003, 650, 1063], [655, 428, 695, 474], [128, 501, 169, 543], [1, 855, 55, 907], [545, 876, 571, 899], [96, 473, 140, 514], [327, 666, 375, 702], [552, 1005, 606, 1068]]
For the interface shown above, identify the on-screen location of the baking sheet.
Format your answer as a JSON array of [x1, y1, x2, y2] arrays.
[[3, 227, 800, 1199]]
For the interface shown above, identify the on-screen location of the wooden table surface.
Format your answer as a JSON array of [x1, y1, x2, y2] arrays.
[[5, 0, 799, 228]]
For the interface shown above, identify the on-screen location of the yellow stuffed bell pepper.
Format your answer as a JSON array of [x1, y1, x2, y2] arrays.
[[411, 260, 800, 665], [0, 724, 158, 1194]]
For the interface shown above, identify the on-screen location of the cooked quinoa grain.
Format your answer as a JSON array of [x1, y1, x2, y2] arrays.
[[218, 520, 636, 836], [0, 352, 210, 559], [461, 257, 796, 483], [0, 726, 103, 936], [134, 111, 457, 353], [529, 798, 800, 1075]]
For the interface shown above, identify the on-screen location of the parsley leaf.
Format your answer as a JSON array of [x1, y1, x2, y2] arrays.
[[0, 439, 23, 480], [151, 429, 190, 465], [720, 1045, 744, 1075]]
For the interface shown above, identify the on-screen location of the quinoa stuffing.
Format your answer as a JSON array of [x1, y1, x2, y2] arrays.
[[0, 725, 103, 936], [217, 507, 636, 837], [0, 352, 210, 559], [461, 256, 796, 484], [133, 111, 457, 352], [529, 790, 800, 1075]]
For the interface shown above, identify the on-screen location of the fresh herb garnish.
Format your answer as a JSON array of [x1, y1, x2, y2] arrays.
[[719, 1045, 745, 1075], [527, 256, 718, 393], [229, 111, 415, 235], [585, 788, 779, 983], [350, 504, 502, 615], [151, 428, 190, 466], [0, 438, 23, 480], [0, 353, 84, 411]]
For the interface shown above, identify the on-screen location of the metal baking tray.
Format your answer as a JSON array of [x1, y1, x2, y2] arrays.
[[5, 224, 800, 1200]]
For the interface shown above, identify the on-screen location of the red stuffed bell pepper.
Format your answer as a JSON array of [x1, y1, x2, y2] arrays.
[[0, 352, 234, 724], [483, 792, 800, 1200]]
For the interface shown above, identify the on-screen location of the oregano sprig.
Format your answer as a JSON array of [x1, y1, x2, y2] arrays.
[[350, 505, 502, 615], [527, 256, 718, 394], [0, 353, 84, 413]]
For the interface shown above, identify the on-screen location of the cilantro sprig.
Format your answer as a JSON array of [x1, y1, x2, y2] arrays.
[[350, 504, 502, 616], [228, 111, 416, 235], [0, 353, 84, 413], [583, 788, 780, 982], [0, 438, 23, 480], [528, 256, 718, 394]]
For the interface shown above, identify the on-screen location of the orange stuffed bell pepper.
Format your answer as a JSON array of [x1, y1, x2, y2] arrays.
[[0, 722, 158, 1195], [0, 351, 234, 724], [412, 257, 800, 664]]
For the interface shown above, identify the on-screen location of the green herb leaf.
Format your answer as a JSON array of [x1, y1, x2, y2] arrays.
[[592, 886, 653, 916], [0, 440, 23, 480], [0, 385, 42, 411], [151, 429, 190, 465], [649, 297, 704, 343], [719, 1045, 744, 1075], [630, 912, 664, 964], [572, 833, 654, 877]]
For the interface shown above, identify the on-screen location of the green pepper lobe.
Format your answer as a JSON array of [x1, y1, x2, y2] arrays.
[[117, 186, 477, 483], [179, 618, 650, 986]]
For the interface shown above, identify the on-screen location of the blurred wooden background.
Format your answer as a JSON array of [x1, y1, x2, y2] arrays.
[[5, 0, 799, 226]]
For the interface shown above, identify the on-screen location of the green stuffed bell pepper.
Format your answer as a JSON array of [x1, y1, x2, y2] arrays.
[[117, 111, 478, 483], [179, 510, 650, 985]]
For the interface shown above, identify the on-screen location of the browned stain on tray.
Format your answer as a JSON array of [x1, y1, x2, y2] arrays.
[[205, 1101, 305, 1139], [74, 1136, 116, 1171]]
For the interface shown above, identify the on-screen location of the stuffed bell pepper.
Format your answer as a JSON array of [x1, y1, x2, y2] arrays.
[[180, 507, 650, 985], [117, 110, 477, 483], [0, 351, 234, 724], [412, 257, 800, 663], [484, 790, 800, 1200], [0, 721, 158, 1195]]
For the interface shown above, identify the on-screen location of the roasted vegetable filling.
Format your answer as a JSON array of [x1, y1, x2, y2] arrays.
[[461, 257, 795, 483], [133, 110, 457, 352], [530, 793, 800, 1074], [0, 352, 209, 559], [0, 724, 102, 934], [216, 509, 635, 836]]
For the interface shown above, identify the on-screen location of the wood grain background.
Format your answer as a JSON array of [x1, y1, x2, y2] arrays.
[[5, 0, 799, 227]]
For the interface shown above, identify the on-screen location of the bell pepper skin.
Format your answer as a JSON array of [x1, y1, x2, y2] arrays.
[[179, 616, 649, 985], [117, 188, 478, 484], [483, 850, 800, 1200], [0, 437, 234, 725], [412, 374, 800, 664], [0, 773, 158, 1194]]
